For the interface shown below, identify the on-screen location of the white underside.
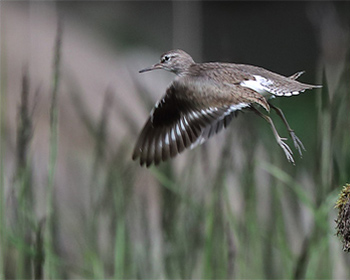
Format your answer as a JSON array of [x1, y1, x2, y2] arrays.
[[240, 75, 273, 98], [240, 75, 303, 97]]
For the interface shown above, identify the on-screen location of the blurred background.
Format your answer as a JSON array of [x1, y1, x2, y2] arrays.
[[1, 1, 350, 279]]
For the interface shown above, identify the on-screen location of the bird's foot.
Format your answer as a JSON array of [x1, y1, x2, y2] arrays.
[[289, 130, 306, 157], [278, 137, 295, 165]]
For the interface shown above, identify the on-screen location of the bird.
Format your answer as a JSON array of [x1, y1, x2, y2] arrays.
[[132, 49, 321, 167]]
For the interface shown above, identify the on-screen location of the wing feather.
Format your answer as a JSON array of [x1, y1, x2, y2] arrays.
[[132, 81, 251, 166]]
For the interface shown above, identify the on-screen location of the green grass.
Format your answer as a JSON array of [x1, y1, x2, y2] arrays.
[[43, 21, 62, 280], [1, 22, 350, 280], [0, 22, 6, 279]]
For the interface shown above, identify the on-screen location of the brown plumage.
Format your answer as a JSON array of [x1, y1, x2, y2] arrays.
[[132, 49, 321, 167]]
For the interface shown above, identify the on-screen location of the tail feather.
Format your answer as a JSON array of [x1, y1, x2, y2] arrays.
[[289, 71, 305, 80]]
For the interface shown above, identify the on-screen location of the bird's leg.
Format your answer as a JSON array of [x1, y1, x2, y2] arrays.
[[268, 102, 305, 157], [250, 107, 295, 164]]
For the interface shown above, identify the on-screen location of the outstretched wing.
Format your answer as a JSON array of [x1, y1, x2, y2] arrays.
[[132, 81, 250, 167], [237, 65, 321, 97]]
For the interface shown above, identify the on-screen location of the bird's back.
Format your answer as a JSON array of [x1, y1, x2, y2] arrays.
[[187, 62, 320, 97], [175, 64, 270, 112]]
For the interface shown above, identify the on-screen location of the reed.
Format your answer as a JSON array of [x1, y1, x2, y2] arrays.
[[44, 20, 62, 279]]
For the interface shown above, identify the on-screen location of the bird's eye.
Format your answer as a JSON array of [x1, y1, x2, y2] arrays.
[[161, 56, 170, 63]]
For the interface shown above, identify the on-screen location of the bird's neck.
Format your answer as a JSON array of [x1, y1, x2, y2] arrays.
[[174, 62, 195, 77]]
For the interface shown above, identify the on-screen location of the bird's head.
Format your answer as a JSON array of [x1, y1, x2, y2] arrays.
[[139, 49, 195, 76]]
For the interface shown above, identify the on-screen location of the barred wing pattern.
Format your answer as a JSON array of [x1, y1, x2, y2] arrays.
[[132, 83, 249, 167]]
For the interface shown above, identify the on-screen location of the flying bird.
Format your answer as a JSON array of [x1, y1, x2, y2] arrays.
[[132, 49, 321, 167]]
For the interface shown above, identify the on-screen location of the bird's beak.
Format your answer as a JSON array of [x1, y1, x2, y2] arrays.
[[139, 63, 162, 73]]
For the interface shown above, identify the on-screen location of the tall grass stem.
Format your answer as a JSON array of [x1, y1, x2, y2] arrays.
[[44, 19, 62, 279]]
